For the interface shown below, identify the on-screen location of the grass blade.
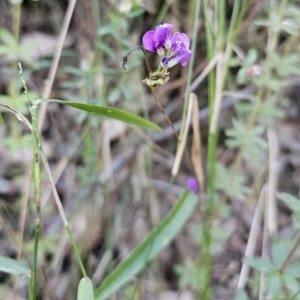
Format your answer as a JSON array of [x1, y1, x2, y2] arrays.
[[0, 255, 31, 276], [35, 99, 161, 131], [94, 190, 198, 300]]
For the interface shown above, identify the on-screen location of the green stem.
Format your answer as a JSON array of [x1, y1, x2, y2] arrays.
[[32, 219, 40, 299], [152, 2, 170, 27], [19, 64, 41, 300], [216, 0, 225, 51], [31, 104, 41, 300], [40, 147, 88, 278], [179, 0, 201, 139], [203, 0, 215, 122], [203, 0, 216, 212], [66, 225, 87, 277]]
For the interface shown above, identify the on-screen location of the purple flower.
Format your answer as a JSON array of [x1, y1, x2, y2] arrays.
[[187, 177, 199, 193], [142, 23, 192, 69]]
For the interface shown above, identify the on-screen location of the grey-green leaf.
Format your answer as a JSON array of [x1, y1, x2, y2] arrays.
[[285, 263, 300, 278], [94, 190, 198, 300], [34, 99, 161, 131], [279, 193, 300, 212], [77, 277, 94, 300], [0, 255, 31, 276], [234, 289, 249, 300], [243, 257, 276, 272]]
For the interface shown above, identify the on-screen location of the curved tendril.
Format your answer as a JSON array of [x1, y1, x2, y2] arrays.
[[122, 45, 152, 75]]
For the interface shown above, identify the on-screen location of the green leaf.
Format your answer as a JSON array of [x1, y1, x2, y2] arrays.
[[282, 274, 300, 295], [279, 193, 300, 212], [215, 162, 250, 200], [292, 212, 300, 229], [190, 224, 230, 255], [245, 48, 258, 65], [272, 237, 289, 267], [77, 277, 94, 300], [243, 257, 276, 272], [267, 272, 282, 296], [0, 255, 31, 276], [128, 7, 145, 18], [285, 263, 300, 278], [0, 28, 17, 47], [234, 289, 249, 300], [34, 99, 161, 131], [94, 190, 198, 300], [175, 258, 206, 290]]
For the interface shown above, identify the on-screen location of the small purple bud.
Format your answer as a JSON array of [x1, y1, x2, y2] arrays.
[[187, 177, 199, 193]]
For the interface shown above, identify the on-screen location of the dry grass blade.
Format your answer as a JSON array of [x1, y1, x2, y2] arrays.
[[237, 186, 264, 289], [38, 0, 77, 129], [171, 93, 194, 176], [191, 93, 205, 192], [267, 129, 278, 236], [189, 54, 219, 92], [259, 186, 270, 300], [0, 102, 32, 131], [210, 53, 226, 134]]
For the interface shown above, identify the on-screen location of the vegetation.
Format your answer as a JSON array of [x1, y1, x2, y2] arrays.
[[0, 0, 300, 299]]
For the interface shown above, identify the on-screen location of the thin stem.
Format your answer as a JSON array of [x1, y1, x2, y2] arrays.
[[279, 232, 300, 273], [122, 46, 152, 75], [216, 0, 225, 51], [40, 149, 87, 277], [19, 64, 41, 300], [179, 0, 201, 139], [233, 0, 252, 42], [0, 102, 32, 131], [203, 0, 215, 122], [32, 219, 40, 299], [203, 0, 216, 215], [66, 226, 87, 277], [152, 2, 170, 27], [150, 87, 179, 141]]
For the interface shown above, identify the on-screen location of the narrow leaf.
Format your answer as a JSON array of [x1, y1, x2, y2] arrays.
[[94, 190, 198, 300], [77, 277, 94, 300], [0, 256, 31, 276], [35, 99, 161, 131]]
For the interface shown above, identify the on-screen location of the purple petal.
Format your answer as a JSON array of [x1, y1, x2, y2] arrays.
[[142, 30, 156, 52], [187, 177, 199, 193], [172, 32, 190, 48], [154, 23, 173, 49], [169, 48, 192, 67], [171, 32, 191, 55]]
